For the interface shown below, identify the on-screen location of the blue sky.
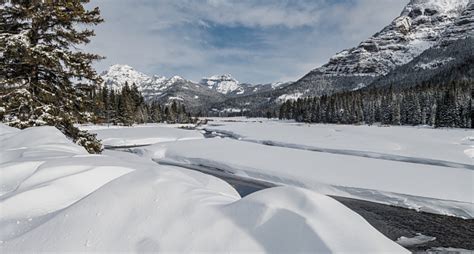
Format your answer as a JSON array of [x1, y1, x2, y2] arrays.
[[85, 0, 408, 83]]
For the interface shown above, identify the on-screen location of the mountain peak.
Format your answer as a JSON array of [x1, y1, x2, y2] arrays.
[[200, 74, 242, 95], [107, 64, 134, 71], [169, 76, 184, 82], [101, 64, 154, 91], [207, 74, 237, 81], [403, 0, 468, 13], [316, 0, 470, 76]]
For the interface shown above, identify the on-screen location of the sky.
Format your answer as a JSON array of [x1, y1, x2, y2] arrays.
[[85, 0, 409, 84]]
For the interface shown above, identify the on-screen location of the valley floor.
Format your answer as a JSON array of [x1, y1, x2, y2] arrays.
[[1, 118, 472, 252]]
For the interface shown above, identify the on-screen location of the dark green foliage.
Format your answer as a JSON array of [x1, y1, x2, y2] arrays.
[[0, 0, 104, 153], [280, 80, 472, 129], [56, 120, 103, 154], [86, 83, 197, 125]]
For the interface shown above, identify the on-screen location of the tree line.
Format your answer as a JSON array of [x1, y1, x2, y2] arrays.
[[279, 80, 472, 128], [85, 82, 196, 126]]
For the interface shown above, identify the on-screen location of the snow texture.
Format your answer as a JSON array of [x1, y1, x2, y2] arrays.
[[0, 124, 408, 253], [131, 118, 474, 218], [204, 119, 474, 165]]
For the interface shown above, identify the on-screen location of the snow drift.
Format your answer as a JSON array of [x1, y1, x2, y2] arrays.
[[0, 124, 408, 253], [138, 136, 473, 218]]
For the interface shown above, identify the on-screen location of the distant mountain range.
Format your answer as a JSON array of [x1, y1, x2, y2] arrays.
[[100, 64, 292, 112], [101, 0, 473, 115]]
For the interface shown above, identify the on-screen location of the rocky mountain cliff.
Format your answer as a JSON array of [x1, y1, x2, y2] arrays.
[[199, 74, 243, 95], [438, 0, 474, 45], [319, 0, 470, 76], [286, 0, 472, 95], [211, 0, 473, 115]]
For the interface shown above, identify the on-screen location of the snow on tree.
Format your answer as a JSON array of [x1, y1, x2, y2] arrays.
[[0, 0, 104, 153]]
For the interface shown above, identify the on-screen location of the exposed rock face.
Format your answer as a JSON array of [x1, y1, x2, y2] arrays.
[[272, 0, 472, 102], [318, 0, 470, 76], [370, 37, 474, 88], [199, 74, 243, 95], [438, 0, 474, 45]]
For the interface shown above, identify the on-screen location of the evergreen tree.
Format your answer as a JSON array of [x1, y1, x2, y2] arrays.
[[279, 80, 472, 129], [0, 0, 104, 153], [117, 83, 134, 126], [150, 102, 163, 123]]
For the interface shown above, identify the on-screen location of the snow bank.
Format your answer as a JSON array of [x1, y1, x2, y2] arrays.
[[138, 138, 474, 218], [2, 171, 406, 253], [396, 233, 436, 247], [82, 125, 203, 147], [78, 123, 196, 131], [0, 124, 408, 252], [204, 119, 473, 165], [0, 126, 135, 241]]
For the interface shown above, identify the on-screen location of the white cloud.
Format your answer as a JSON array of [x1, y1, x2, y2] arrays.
[[85, 0, 409, 83]]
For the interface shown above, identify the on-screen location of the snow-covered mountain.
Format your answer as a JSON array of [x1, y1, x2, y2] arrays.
[[198, 75, 291, 97], [318, 0, 470, 76], [210, 0, 473, 114], [101, 0, 473, 115], [100, 65, 224, 111], [100, 65, 291, 112], [274, 0, 472, 95], [199, 74, 244, 95], [101, 65, 166, 92], [370, 37, 474, 88], [438, 0, 474, 45], [101, 65, 207, 100]]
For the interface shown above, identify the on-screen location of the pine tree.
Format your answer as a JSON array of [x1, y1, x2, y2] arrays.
[[0, 0, 104, 153], [117, 83, 134, 126], [150, 102, 163, 123]]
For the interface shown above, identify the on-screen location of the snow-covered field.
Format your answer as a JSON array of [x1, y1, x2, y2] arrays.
[[167, 118, 471, 218], [79, 123, 202, 147], [204, 118, 473, 166], [81, 119, 473, 218], [0, 123, 408, 252]]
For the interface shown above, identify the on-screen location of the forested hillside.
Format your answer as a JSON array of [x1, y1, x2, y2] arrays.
[[85, 82, 195, 126], [280, 80, 472, 128]]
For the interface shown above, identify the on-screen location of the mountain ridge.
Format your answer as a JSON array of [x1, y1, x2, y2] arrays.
[[100, 0, 473, 115]]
